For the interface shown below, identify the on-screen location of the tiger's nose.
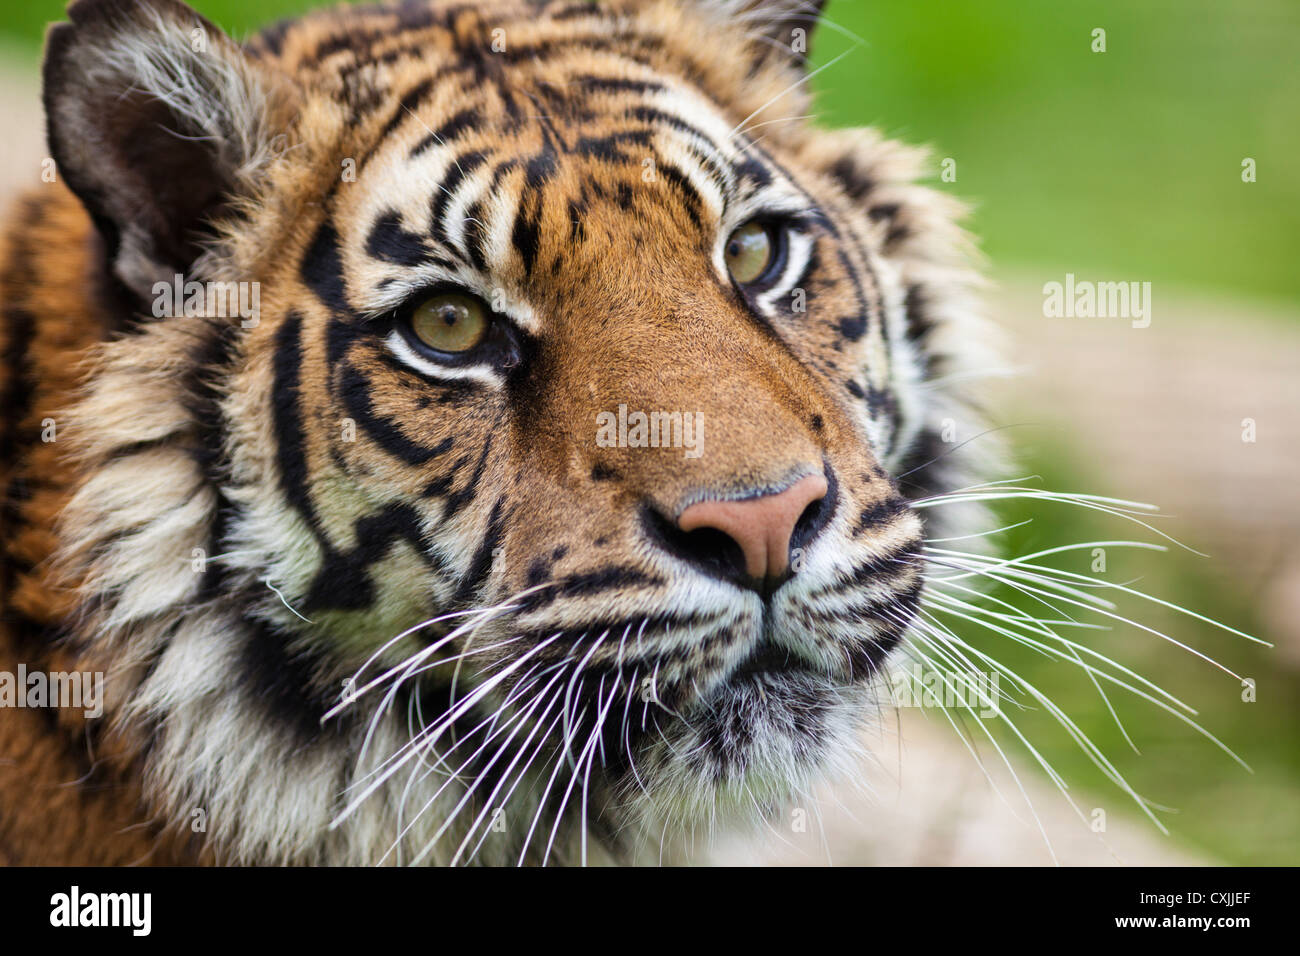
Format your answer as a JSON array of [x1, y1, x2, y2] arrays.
[[677, 474, 829, 583]]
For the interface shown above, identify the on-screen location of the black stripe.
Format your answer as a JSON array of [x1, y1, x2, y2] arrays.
[[511, 203, 542, 277], [451, 495, 508, 606], [301, 221, 350, 314], [549, 2, 604, 20], [241, 615, 348, 742], [652, 161, 703, 230], [0, 307, 35, 501], [184, 320, 241, 600], [378, 78, 434, 144], [903, 283, 938, 379], [508, 150, 559, 276], [834, 246, 876, 339], [808, 541, 922, 599], [577, 75, 664, 96], [624, 107, 738, 189], [462, 199, 489, 271], [837, 313, 868, 342], [893, 427, 948, 501], [804, 572, 921, 626], [574, 129, 653, 163], [0, 198, 45, 629], [429, 150, 488, 240], [517, 565, 663, 614], [302, 501, 431, 612], [325, 313, 358, 368], [523, 149, 558, 192], [734, 153, 774, 189], [852, 496, 908, 535], [338, 361, 456, 465], [271, 313, 318, 526], [829, 154, 874, 202], [366, 210, 433, 267], [489, 158, 520, 190], [409, 107, 481, 158], [436, 429, 494, 519], [627, 106, 724, 157], [516, 609, 709, 653]]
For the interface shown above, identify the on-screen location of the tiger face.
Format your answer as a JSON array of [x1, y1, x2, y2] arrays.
[[46, 0, 985, 863]]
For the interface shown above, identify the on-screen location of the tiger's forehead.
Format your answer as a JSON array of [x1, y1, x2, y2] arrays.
[[323, 54, 809, 320]]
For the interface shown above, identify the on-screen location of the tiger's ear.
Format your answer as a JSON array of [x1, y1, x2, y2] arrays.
[[713, 0, 827, 65], [43, 0, 297, 299]]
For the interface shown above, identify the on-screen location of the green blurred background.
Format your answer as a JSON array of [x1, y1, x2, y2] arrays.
[[0, 0, 1295, 865]]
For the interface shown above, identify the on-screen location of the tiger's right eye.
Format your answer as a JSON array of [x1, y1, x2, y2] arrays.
[[408, 292, 490, 354], [725, 220, 775, 285]]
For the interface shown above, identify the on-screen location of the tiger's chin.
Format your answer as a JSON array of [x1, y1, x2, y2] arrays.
[[617, 661, 879, 849]]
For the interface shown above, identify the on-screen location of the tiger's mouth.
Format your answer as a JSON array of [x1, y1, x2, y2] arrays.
[[604, 548, 923, 819], [623, 649, 876, 829], [729, 642, 822, 681]]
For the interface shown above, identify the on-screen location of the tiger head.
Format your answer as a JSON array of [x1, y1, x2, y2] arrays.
[[47, 0, 988, 863]]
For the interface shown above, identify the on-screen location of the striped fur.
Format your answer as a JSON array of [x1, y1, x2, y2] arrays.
[[0, 0, 989, 864]]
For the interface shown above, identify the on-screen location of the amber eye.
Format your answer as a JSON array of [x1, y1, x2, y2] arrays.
[[408, 292, 489, 354], [724, 220, 775, 285]]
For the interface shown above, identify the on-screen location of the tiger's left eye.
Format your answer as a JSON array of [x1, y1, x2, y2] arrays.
[[408, 292, 489, 354], [724, 221, 774, 285]]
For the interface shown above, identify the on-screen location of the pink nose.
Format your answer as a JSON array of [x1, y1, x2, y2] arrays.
[[677, 474, 828, 581]]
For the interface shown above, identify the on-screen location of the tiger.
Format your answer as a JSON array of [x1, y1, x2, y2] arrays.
[[0, 0, 994, 865]]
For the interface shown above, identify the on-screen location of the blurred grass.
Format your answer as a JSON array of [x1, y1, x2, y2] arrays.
[[3, 0, 1298, 304], [810, 0, 1300, 306]]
